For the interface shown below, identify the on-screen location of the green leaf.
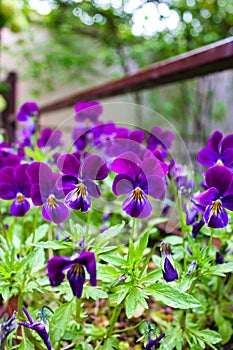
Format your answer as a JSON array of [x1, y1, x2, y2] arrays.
[[30, 247, 45, 274], [134, 231, 149, 261], [218, 320, 232, 344], [141, 269, 161, 284], [50, 301, 74, 344], [198, 330, 222, 344], [84, 286, 108, 300], [95, 222, 125, 247], [18, 337, 34, 350], [100, 253, 126, 267], [117, 285, 131, 304], [125, 287, 147, 318], [31, 240, 71, 250], [97, 264, 120, 282], [203, 262, 233, 277], [26, 224, 49, 244], [147, 282, 201, 309], [160, 328, 183, 350]]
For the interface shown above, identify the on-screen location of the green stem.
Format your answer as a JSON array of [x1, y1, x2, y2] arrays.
[[106, 302, 124, 338], [138, 242, 159, 279], [76, 297, 82, 323], [130, 218, 136, 242], [112, 320, 144, 334], [207, 228, 214, 255], [32, 206, 40, 244], [86, 210, 91, 237]]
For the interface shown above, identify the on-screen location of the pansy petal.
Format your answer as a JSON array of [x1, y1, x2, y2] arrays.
[[57, 154, 80, 177], [205, 166, 233, 194], [221, 148, 233, 167], [221, 133, 233, 152], [199, 187, 219, 207], [129, 130, 145, 143], [162, 257, 178, 282], [82, 179, 100, 198], [112, 174, 135, 196], [42, 201, 70, 224], [110, 152, 141, 178], [0, 166, 14, 183], [76, 251, 96, 286], [27, 162, 53, 188], [207, 130, 223, 152], [10, 198, 30, 217], [67, 264, 86, 298], [197, 147, 218, 166], [47, 256, 72, 286], [81, 154, 108, 180], [65, 187, 91, 212], [221, 195, 233, 211], [141, 175, 166, 199], [30, 183, 45, 205], [141, 157, 165, 178], [192, 218, 205, 238], [0, 182, 16, 199], [122, 191, 152, 219], [204, 204, 228, 228], [56, 175, 78, 190]]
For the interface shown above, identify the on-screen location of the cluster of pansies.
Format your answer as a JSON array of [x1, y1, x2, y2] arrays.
[[186, 130, 233, 235]]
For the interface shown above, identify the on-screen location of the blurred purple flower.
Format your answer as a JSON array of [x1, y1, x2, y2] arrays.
[[111, 152, 166, 219], [0, 164, 31, 217], [17, 101, 39, 122], [56, 153, 108, 212], [37, 128, 63, 150], [147, 126, 174, 160], [20, 306, 51, 350], [27, 162, 70, 224], [198, 130, 233, 168], [0, 311, 17, 348], [161, 241, 178, 282], [74, 101, 103, 124], [145, 333, 165, 349], [47, 250, 96, 298], [198, 166, 233, 228]]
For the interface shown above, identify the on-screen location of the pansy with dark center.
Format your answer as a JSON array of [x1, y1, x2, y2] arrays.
[[197, 130, 233, 169], [198, 165, 233, 228], [56, 153, 108, 212], [16, 101, 39, 122], [0, 164, 31, 217], [161, 241, 178, 282], [20, 306, 51, 350], [47, 250, 96, 298], [111, 151, 166, 219], [27, 162, 70, 224]]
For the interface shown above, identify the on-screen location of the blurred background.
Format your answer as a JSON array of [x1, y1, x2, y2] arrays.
[[0, 0, 233, 163]]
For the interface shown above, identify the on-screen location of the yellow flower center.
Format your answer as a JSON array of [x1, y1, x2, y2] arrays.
[[76, 183, 87, 198], [156, 144, 163, 151], [133, 188, 143, 201], [212, 200, 222, 214], [216, 159, 223, 166], [84, 118, 90, 127], [73, 263, 84, 275], [17, 193, 25, 203], [48, 195, 57, 208]]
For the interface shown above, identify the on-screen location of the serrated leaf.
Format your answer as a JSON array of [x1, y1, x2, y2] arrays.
[[100, 253, 126, 267], [84, 286, 108, 300], [125, 287, 147, 318], [26, 224, 49, 244], [97, 264, 120, 282], [147, 282, 201, 309], [141, 269, 161, 284], [203, 262, 233, 277], [117, 285, 131, 304], [50, 301, 74, 344], [31, 240, 71, 250], [198, 330, 222, 344]]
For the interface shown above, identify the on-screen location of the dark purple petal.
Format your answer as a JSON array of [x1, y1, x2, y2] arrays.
[[81, 154, 108, 180], [185, 205, 198, 225], [197, 147, 218, 166], [0, 153, 20, 168], [67, 264, 86, 298], [47, 256, 72, 286], [206, 130, 223, 152], [221, 194, 233, 211], [17, 101, 39, 122], [221, 148, 233, 167], [110, 152, 141, 178], [145, 333, 165, 349], [141, 157, 166, 178], [42, 200, 70, 224], [76, 251, 96, 286], [74, 101, 103, 122], [10, 198, 30, 217], [27, 162, 53, 185], [199, 187, 219, 207], [162, 257, 178, 282], [57, 154, 80, 177], [205, 166, 232, 194], [221, 134, 233, 152], [129, 130, 145, 143], [122, 190, 152, 219], [56, 174, 78, 190], [14, 164, 31, 197], [30, 183, 45, 205], [0, 166, 14, 183], [112, 174, 135, 196], [141, 175, 166, 199], [37, 128, 62, 149], [192, 218, 205, 238], [65, 186, 91, 212], [82, 179, 100, 198], [0, 183, 16, 199], [204, 203, 228, 228]]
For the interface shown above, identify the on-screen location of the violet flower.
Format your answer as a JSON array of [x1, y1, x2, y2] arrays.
[[74, 100, 103, 125], [145, 333, 165, 349], [161, 242, 178, 282], [197, 130, 233, 168], [37, 128, 63, 150], [0, 164, 31, 217], [56, 153, 108, 212], [17, 101, 39, 122], [20, 306, 51, 350], [147, 126, 174, 160], [47, 251, 96, 298], [198, 166, 233, 228], [27, 162, 70, 224], [0, 311, 17, 349], [111, 152, 166, 219]]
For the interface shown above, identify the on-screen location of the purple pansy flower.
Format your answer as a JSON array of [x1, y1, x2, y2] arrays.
[[56, 153, 108, 212], [0, 164, 31, 217], [111, 152, 166, 219], [47, 251, 96, 298], [161, 242, 178, 282], [37, 128, 63, 150], [17, 101, 39, 122], [197, 130, 233, 168], [145, 333, 165, 349], [20, 306, 51, 350], [27, 162, 70, 224], [74, 101, 103, 125], [198, 166, 233, 228], [147, 126, 174, 160]]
